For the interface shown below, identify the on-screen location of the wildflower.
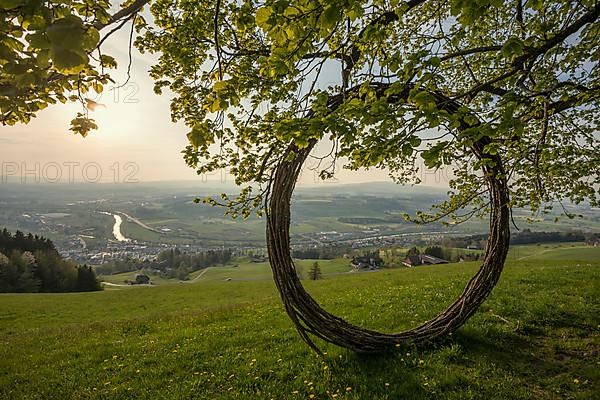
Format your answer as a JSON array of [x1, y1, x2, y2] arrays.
[[573, 379, 580, 384]]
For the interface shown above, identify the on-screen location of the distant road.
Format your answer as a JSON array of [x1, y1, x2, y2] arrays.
[[117, 212, 162, 234], [102, 282, 154, 288], [184, 267, 213, 283]]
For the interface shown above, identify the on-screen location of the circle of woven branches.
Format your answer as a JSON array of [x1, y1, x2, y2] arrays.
[[266, 141, 511, 353]]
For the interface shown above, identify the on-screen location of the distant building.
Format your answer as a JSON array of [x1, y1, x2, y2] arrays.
[[133, 273, 150, 285], [250, 254, 268, 263], [351, 256, 383, 271], [402, 254, 449, 267], [403, 255, 422, 267], [585, 238, 600, 247]]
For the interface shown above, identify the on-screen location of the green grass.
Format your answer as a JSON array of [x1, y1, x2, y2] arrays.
[[1, 246, 599, 399], [195, 259, 353, 282], [509, 244, 600, 262], [99, 259, 353, 286], [100, 271, 177, 286]]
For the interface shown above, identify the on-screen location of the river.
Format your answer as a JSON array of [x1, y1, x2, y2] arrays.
[[112, 214, 130, 242], [99, 211, 130, 242]]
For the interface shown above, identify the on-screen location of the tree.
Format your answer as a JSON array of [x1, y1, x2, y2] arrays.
[[0, 0, 148, 135], [423, 246, 444, 259], [407, 246, 420, 257], [176, 266, 189, 281], [3, 1, 599, 352], [308, 262, 322, 281], [0, 229, 101, 293]]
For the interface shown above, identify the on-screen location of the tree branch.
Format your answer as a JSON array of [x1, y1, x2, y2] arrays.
[[93, 0, 150, 30]]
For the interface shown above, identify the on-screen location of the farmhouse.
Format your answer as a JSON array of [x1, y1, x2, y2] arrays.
[[133, 273, 150, 285], [402, 254, 449, 267], [351, 256, 383, 271], [250, 254, 268, 263]]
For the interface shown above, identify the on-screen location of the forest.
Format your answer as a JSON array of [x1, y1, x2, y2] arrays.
[[0, 229, 101, 293]]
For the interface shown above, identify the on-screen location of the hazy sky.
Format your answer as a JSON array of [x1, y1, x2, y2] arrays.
[[0, 8, 449, 188]]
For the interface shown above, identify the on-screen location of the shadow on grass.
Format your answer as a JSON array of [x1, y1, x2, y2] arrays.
[[327, 321, 594, 400]]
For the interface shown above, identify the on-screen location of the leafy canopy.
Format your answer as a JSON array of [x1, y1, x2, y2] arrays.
[[2, 0, 599, 221], [0, 0, 147, 135]]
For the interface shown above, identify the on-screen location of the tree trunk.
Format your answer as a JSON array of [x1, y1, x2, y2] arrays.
[[266, 141, 510, 353]]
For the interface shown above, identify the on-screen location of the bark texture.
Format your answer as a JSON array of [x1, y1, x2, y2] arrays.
[[266, 140, 510, 353]]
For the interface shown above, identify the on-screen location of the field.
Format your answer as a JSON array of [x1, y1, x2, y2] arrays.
[[2, 182, 599, 249], [1, 245, 599, 399], [101, 258, 354, 285]]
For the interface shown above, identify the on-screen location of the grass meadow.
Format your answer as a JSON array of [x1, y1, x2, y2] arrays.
[[1, 244, 598, 399]]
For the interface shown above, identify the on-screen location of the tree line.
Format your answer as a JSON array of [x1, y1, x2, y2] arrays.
[[94, 248, 234, 281], [292, 245, 353, 260], [156, 248, 233, 280], [441, 230, 594, 249], [0, 229, 101, 293]]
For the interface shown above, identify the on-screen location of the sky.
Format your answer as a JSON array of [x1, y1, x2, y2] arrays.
[[0, 6, 449, 189]]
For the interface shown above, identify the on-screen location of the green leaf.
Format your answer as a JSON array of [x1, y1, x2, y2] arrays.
[[501, 37, 524, 59], [421, 141, 448, 168], [50, 47, 87, 73], [411, 91, 435, 109], [46, 17, 86, 50], [26, 32, 51, 50], [82, 28, 100, 51], [321, 5, 340, 27], [187, 123, 214, 148], [36, 49, 50, 67], [100, 55, 118, 68], [255, 7, 272, 29], [213, 80, 228, 93], [70, 114, 98, 137]]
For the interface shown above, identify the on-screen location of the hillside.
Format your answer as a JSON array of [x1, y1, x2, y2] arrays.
[[1, 244, 598, 399]]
